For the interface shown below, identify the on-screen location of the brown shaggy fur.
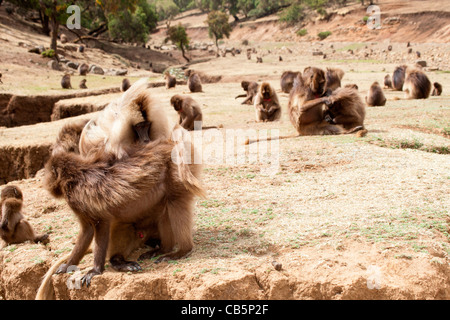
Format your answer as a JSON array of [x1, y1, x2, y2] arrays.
[[384, 74, 393, 89], [325, 87, 366, 131], [365, 82, 387, 106], [403, 68, 432, 99], [42, 124, 205, 287], [121, 78, 131, 92], [431, 82, 442, 96], [253, 82, 281, 122], [170, 94, 203, 130], [187, 72, 203, 92], [288, 67, 342, 136], [164, 72, 176, 89], [280, 71, 301, 93], [325, 67, 345, 92], [1, 185, 49, 248], [235, 81, 259, 105], [392, 65, 408, 91], [184, 69, 222, 84]]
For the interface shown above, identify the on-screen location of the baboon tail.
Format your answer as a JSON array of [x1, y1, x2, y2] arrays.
[[245, 134, 298, 145], [345, 126, 368, 137], [35, 253, 71, 300]]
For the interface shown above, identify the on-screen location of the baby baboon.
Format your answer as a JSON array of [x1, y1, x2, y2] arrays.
[[254, 82, 281, 122], [365, 82, 386, 106], [235, 81, 259, 105], [121, 78, 131, 92], [384, 74, 393, 89], [392, 65, 407, 91], [170, 94, 203, 130], [1, 185, 49, 248], [61, 74, 72, 89], [280, 71, 301, 93], [325, 67, 345, 92], [79, 79, 87, 89], [323, 87, 366, 132], [403, 67, 431, 99], [187, 71, 203, 93], [164, 72, 176, 89], [431, 82, 442, 96], [78, 63, 89, 76]]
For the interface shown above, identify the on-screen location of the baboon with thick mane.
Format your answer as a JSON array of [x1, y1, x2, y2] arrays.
[[392, 65, 408, 91], [403, 68, 432, 99], [365, 81, 386, 106], [280, 71, 301, 93]]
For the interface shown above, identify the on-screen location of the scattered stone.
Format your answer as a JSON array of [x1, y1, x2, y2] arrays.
[[115, 69, 128, 76], [78, 45, 85, 53], [78, 63, 89, 75], [416, 60, 427, 67], [91, 65, 104, 75], [66, 61, 79, 70], [47, 60, 59, 70], [312, 51, 324, 56], [272, 261, 282, 271]]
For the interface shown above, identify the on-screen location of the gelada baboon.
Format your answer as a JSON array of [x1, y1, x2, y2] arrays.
[[164, 71, 176, 89], [170, 94, 203, 130], [280, 71, 301, 93], [61, 74, 72, 89], [384, 74, 393, 89], [79, 79, 87, 89], [78, 63, 89, 76], [323, 87, 366, 134], [403, 68, 432, 99], [1, 185, 49, 248], [235, 80, 259, 105], [37, 120, 205, 294], [392, 65, 408, 91], [325, 67, 345, 92], [254, 82, 281, 122], [431, 82, 442, 96], [80, 78, 170, 159], [121, 78, 131, 92], [365, 81, 386, 106], [187, 71, 203, 93], [344, 84, 359, 90]]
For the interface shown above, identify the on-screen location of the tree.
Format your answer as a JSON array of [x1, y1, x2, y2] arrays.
[[205, 10, 231, 52], [167, 23, 190, 62]]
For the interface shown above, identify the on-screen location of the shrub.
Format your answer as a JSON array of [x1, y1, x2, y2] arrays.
[[279, 4, 305, 25], [41, 49, 55, 58], [296, 28, 307, 36], [318, 31, 332, 40]]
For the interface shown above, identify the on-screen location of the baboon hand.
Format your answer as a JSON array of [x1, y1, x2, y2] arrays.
[[81, 268, 102, 287]]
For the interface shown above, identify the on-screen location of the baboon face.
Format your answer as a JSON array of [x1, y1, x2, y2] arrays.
[[170, 96, 182, 112], [304, 67, 326, 96], [241, 81, 249, 91], [261, 85, 272, 100], [1, 186, 23, 202]]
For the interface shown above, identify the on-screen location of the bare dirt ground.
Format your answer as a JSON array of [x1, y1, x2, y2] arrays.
[[0, 1, 449, 300]]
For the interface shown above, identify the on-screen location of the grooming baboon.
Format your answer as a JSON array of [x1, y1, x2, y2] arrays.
[[187, 72, 203, 93], [40, 123, 205, 289], [1, 185, 49, 248], [403, 68, 432, 99], [164, 72, 176, 89], [325, 67, 345, 92], [431, 82, 442, 96], [78, 63, 89, 76], [121, 78, 131, 92], [80, 78, 171, 159], [384, 74, 393, 89], [79, 79, 87, 89], [170, 94, 203, 130], [392, 65, 407, 91], [344, 84, 359, 90], [280, 71, 301, 93], [254, 82, 281, 122], [365, 82, 386, 106], [235, 81, 259, 105], [61, 74, 72, 89]]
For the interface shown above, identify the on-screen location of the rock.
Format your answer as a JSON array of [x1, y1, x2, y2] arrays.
[[47, 60, 59, 70], [60, 34, 68, 44], [78, 45, 85, 53], [28, 45, 44, 54], [91, 65, 104, 75], [272, 261, 282, 271], [66, 61, 79, 70], [416, 60, 427, 67], [312, 51, 324, 56], [115, 69, 128, 76]]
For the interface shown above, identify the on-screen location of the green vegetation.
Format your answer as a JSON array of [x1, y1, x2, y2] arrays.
[[167, 24, 190, 62], [296, 28, 308, 36], [318, 30, 331, 40], [205, 10, 232, 51], [279, 4, 305, 25], [41, 49, 55, 58]]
